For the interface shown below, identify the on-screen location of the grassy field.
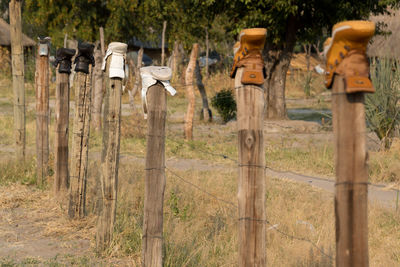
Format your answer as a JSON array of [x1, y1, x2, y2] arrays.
[[0, 70, 399, 266]]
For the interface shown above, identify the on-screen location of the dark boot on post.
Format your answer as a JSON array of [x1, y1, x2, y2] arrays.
[[75, 42, 95, 74], [54, 48, 76, 74]]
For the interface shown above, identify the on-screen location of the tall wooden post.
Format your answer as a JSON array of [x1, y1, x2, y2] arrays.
[[184, 43, 198, 140], [142, 82, 167, 267], [9, 0, 25, 159], [96, 42, 127, 252], [235, 67, 266, 266], [161, 21, 167, 66], [54, 47, 75, 196], [35, 37, 51, 185], [171, 41, 179, 82], [332, 75, 369, 266], [69, 42, 95, 218]]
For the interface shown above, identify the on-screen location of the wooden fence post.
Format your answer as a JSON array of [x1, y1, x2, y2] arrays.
[[35, 37, 51, 185], [195, 59, 212, 122], [205, 27, 209, 78], [235, 67, 266, 266], [54, 47, 75, 197], [9, 0, 25, 160], [142, 82, 167, 267], [96, 42, 127, 252], [332, 75, 369, 266], [68, 42, 95, 218], [184, 43, 198, 140]]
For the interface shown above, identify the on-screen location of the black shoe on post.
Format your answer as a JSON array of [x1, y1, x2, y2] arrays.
[[74, 42, 95, 74], [54, 48, 76, 74]]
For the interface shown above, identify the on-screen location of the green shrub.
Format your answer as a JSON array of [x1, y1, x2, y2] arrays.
[[366, 58, 400, 149], [211, 89, 236, 123]]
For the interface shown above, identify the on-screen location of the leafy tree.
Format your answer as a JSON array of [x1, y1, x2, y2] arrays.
[[225, 0, 400, 119]]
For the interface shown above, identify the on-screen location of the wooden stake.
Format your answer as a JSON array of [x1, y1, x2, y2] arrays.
[[195, 59, 211, 122], [184, 43, 198, 140], [142, 82, 167, 267], [69, 67, 93, 218], [235, 67, 266, 266], [332, 75, 369, 266], [35, 40, 50, 185], [54, 68, 70, 195], [161, 21, 167, 66], [100, 27, 105, 57], [96, 53, 123, 251], [9, 0, 25, 160]]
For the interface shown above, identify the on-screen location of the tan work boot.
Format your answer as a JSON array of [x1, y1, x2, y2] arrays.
[[324, 20, 375, 93], [230, 28, 267, 85]]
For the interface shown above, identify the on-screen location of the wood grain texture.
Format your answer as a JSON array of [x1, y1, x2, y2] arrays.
[[96, 58, 122, 252], [54, 71, 70, 197], [332, 75, 369, 267], [142, 82, 167, 267], [9, 0, 25, 160], [35, 48, 50, 185], [184, 43, 199, 140], [69, 70, 92, 219], [235, 67, 266, 267]]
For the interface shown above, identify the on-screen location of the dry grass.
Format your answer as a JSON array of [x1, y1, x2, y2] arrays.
[[0, 71, 399, 266]]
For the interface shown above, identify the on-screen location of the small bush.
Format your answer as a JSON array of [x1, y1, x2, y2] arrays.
[[366, 58, 400, 149], [211, 89, 236, 123]]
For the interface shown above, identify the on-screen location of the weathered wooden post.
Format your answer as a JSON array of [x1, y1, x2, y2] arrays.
[[324, 21, 375, 266], [9, 0, 25, 160], [35, 37, 51, 185], [54, 47, 75, 196], [195, 59, 212, 122], [96, 42, 127, 251], [184, 43, 198, 140], [68, 42, 95, 218], [205, 27, 209, 78], [140, 66, 176, 267], [230, 28, 267, 266]]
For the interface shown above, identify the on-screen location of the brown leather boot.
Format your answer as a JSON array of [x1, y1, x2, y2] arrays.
[[324, 20, 375, 93], [230, 28, 267, 85]]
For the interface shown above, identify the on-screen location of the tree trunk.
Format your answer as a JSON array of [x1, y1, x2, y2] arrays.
[[171, 41, 181, 83], [205, 27, 209, 78], [128, 47, 143, 109], [263, 16, 298, 120], [9, 0, 25, 160], [35, 44, 50, 185], [184, 43, 199, 140], [161, 21, 167, 66], [195, 59, 211, 122], [92, 48, 104, 130]]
